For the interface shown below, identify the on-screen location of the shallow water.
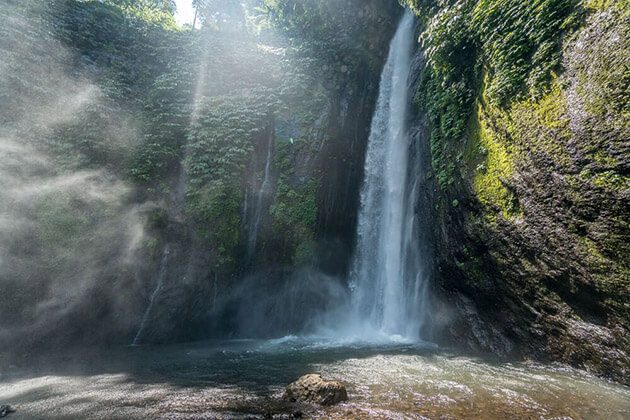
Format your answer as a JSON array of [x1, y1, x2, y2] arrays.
[[1, 338, 628, 419]]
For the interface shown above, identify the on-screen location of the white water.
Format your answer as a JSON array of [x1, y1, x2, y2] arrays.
[[132, 244, 171, 345], [348, 11, 428, 340], [5, 339, 629, 419], [246, 134, 274, 264]]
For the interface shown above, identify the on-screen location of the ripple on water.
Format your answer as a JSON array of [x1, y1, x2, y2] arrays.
[[314, 352, 629, 419], [1, 339, 628, 419]]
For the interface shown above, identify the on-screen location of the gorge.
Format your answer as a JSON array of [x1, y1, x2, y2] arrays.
[[0, 0, 628, 418]]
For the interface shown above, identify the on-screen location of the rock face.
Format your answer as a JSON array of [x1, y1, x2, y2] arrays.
[[284, 374, 348, 406], [418, 6, 630, 384]]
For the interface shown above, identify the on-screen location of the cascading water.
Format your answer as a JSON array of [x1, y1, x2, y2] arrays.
[[132, 244, 171, 345], [246, 135, 274, 264], [348, 10, 428, 340]]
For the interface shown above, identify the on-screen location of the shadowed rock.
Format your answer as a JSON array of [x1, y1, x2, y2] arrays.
[[0, 405, 15, 418]]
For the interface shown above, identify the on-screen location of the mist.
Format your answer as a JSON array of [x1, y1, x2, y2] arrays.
[[0, 1, 150, 355], [1, 1, 627, 418]]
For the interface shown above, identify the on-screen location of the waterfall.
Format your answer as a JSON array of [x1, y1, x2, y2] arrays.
[[246, 134, 274, 264], [348, 10, 428, 340], [132, 245, 171, 345]]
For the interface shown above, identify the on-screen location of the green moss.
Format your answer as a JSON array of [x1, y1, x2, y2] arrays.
[[585, 0, 612, 10], [32, 188, 121, 275], [585, 0, 630, 13], [592, 150, 618, 167], [591, 171, 629, 191], [532, 79, 570, 128], [509, 79, 573, 168], [579, 235, 608, 264], [577, 236, 630, 294], [270, 179, 319, 265], [468, 103, 518, 220]]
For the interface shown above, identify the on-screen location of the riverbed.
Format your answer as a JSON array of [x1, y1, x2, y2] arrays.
[[1, 338, 628, 419]]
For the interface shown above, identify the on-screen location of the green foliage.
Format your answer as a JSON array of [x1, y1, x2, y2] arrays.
[[270, 179, 319, 264], [146, 1, 397, 270], [131, 41, 196, 182], [406, 0, 583, 189], [42, 0, 192, 182], [184, 88, 274, 264], [193, 0, 246, 29], [99, 0, 178, 27], [176, 13, 337, 268], [259, 0, 398, 81], [187, 180, 244, 267], [412, 0, 479, 188], [7, 0, 395, 274], [32, 185, 125, 280], [471, 0, 582, 104]]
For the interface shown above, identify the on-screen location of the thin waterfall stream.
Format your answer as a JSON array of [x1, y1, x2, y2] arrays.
[[246, 134, 274, 264], [132, 244, 171, 346]]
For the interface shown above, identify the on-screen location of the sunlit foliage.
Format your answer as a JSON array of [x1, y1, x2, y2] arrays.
[[404, 0, 584, 188]]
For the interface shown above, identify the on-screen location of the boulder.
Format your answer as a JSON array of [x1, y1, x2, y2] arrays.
[[0, 405, 15, 418], [283, 374, 348, 406]]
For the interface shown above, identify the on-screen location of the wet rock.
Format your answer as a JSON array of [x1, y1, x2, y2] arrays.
[[283, 374, 348, 406], [427, 6, 630, 385], [0, 405, 15, 418]]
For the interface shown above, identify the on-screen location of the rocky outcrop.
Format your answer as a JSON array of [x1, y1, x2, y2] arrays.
[[283, 374, 348, 406], [423, 6, 630, 383]]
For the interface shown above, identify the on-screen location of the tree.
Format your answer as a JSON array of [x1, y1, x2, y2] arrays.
[[105, 0, 177, 14], [193, 0, 245, 30]]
